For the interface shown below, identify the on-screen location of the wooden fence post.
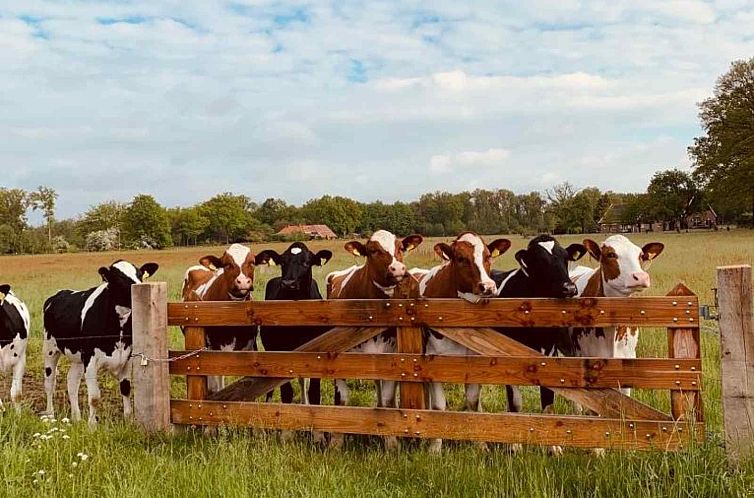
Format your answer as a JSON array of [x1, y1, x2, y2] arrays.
[[667, 283, 702, 423], [184, 326, 208, 401], [397, 326, 425, 409], [718, 265, 754, 464], [131, 282, 170, 432]]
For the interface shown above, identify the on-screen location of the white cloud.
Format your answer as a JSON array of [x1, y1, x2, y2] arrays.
[[430, 148, 511, 174], [1, 1, 753, 217]]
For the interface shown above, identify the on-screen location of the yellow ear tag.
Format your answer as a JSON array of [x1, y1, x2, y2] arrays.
[[143, 271, 150, 279], [208, 264, 217, 271], [406, 244, 415, 252], [321, 258, 328, 266], [269, 260, 276, 266], [0, 292, 5, 300], [491, 249, 500, 258], [351, 249, 361, 257]]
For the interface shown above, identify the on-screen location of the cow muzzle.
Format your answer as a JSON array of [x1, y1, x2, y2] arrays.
[[478, 280, 496, 296], [561, 281, 578, 298], [627, 271, 650, 289]]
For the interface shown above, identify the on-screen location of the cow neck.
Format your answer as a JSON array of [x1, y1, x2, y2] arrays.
[[276, 276, 314, 300], [581, 267, 605, 297], [497, 269, 534, 298], [340, 265, 394, 299], [422, 264, 459, 298]]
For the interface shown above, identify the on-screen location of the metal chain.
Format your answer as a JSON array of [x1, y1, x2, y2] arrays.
[[131, 347, 208, 366]]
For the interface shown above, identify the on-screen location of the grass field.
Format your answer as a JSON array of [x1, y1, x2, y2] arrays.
[[1, 230, 753, 497]]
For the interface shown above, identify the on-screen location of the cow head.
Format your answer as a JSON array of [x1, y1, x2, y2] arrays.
[[256, 242, 333, 292], [98, 260, 159, 306], [513, 235, 586, 298], [344, 230, 423, 291], [199, 244, 258, 299], [0, 284, 9, 303], [435, 232, 511, 296], [583, 235, 664, 296]]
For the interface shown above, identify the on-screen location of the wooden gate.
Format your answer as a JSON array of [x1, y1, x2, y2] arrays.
[[131, 282, 704, 451]]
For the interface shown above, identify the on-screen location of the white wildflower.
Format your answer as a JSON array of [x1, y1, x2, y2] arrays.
[[62, 417, 70, 424], [32, 433, 41, 438], [71, 462, 78, 468], [62, 435, 71, 440]]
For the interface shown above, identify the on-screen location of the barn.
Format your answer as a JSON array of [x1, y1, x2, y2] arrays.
[[275, 224, 338, 240]]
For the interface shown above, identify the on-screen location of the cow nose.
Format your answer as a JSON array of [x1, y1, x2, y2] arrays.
[[235, 275, 252, 290], [562, 282, 578, 298], [388, 262, 406, 277], [281, 279, 297, 289], [479, 281, 496, 295], [630, 272, 651, 288]]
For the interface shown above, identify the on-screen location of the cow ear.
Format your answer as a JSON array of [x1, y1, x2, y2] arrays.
[[583, 239, 601, 261], [514, 249, 528, 269], [314, 250, 333, 266], [344, 241, 367, 257], [434, 243, 453, 261], [488, 239, 511, 258], [255, 250, 282, 266], [0, 284, 9, 300], [140, 263, 159, 279], [401, 235, 423, 252], [199, 255, 223, 271], [641, 242, 664, 261], [566, 244, 587, 262], [98, 266, 111, 282]]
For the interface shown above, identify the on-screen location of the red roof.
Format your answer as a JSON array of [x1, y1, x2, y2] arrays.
[[276, 224, 337, 239]]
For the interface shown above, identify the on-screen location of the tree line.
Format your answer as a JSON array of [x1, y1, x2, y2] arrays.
[[1, 57, 752, 254]]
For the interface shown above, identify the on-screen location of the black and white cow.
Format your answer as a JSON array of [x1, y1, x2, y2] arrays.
[[493, 236, 586, 410], [43, 260, 158, 426], [492, 235, 586, 454], [256, 242, 333, 410], [0, 284, 30, 411]]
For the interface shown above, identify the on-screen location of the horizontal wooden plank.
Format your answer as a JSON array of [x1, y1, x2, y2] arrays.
[[434, 327, 673, 421], [206, 326, 387, 402], [169, 351, 702, 390], [170, 400, 703, 450], [167, 296, 699, 329]]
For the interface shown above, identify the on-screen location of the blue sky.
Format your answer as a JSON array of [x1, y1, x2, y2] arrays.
[[2, 1, 753, 218]]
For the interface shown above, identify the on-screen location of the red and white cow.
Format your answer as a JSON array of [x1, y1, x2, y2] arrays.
[[570, 234, 664, 396], [182, 243, 268, 393], [413, 232, 511, 452], [326, 229, 423, 450]]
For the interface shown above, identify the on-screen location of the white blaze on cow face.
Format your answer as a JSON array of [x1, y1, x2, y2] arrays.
[[113, 261, 141, 284], [539, 240, 555, 254], [226, 243, 253, 294], [457, 233, 496, 295], [371, 230, 406, 280]]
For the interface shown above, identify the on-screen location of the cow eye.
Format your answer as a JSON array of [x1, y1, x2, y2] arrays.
[[606, 253, 618, 259]]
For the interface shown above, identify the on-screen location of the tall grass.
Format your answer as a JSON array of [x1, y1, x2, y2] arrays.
[[1, 230, 753, 497]]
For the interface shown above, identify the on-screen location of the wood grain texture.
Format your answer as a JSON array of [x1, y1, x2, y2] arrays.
[[433, 327, 672, 421], [184, 326, 207, 401], [131, 282, 171, 432], [167, 297, 699, 329], [397, 326, 426, 409], [666, 283, 703, 423], [206, 326, 387, 401], [168, 351, 701, 390], [170, 400, 701, 450], [718, 265, 754, 464]]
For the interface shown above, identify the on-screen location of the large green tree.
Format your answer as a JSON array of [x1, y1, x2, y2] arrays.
[[122, 194, 173, 248], [690, 58, 754, 220], [646, 169, 702, 230], [301, 195, 363, 236], [198, 193, 258, 243], [77, 201, 127, 247], [29, 185, 58, 246], [0, 188, 30, 253]]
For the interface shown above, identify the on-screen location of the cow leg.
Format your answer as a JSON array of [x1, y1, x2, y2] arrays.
[[66, 362, 84, 422], [614, 328, 638, 397], [298, 378, 309, 405], [380, 380, 399, 451], [464, 383, 489, 452], [10, 351, 26, 412], [278, 381, 296, 442], [308, 378, 326, 445], [42, 338, 61, 417], [428, 381, 447, 453], [505, 386, 524, 453], [329, 379, 349, 449], [84, 358, 101, 427], [207, 375, 224, 394]]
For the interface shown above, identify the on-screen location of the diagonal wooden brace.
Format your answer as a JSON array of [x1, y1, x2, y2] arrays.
[[432, 327, 671, 421], [208, 327, 388, 401]]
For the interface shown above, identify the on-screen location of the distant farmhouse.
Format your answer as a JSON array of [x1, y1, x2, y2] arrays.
[[276, 224, 338, 240], [598, 203, 717, 233]]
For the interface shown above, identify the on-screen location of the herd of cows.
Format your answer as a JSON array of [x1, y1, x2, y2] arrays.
[[0, 230, 664, 451]]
